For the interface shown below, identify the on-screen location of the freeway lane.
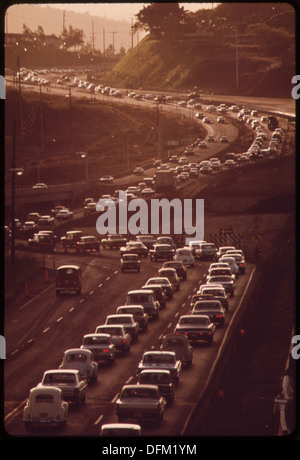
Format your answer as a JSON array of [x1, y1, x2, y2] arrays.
[[4, 244, 255, 437]]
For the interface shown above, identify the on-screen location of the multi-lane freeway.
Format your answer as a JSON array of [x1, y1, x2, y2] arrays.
[[3, 75, 295, 438]]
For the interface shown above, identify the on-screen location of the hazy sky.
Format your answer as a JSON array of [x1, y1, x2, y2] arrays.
[[44, 3, 212, 22]]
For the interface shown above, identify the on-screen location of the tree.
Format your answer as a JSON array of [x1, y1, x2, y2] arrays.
[[133, 3, 188, 39], [60, 25, 84, 50]]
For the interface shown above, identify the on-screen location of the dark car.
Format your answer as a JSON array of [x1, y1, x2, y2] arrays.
[[149, 244, 175, 262], [116, 305, 149, 332], [160, 333, 193, 367], [141, 284, 167, 309], [174, 315, 216, 345], [162, 260, 187, 280], [120, 241, 148, 258], [137, 370, 175, 404], [191, 300, 226, 326], [121, 253, 141, 272], [28, 233, 56, 253], [145, 277, 173, 300]]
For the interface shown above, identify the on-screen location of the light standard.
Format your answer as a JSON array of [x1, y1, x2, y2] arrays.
[[76, 151, 88, 182]]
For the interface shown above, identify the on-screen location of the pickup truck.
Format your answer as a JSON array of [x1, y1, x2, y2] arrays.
[[137, 351, 182, 384], [149, 244, 175, 262], [76, 236, 100, 254], [116, 384, 166, 423], [39, 369, 88, 405]]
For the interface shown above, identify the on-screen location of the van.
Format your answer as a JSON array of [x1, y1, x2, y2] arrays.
[[56, 265, 82, 296]]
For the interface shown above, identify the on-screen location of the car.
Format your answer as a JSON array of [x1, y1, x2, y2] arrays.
[[116, 305, 149, 332], [137, 370, 175, 404], [51, 205, 66, 217], [100, 175, 114, 184], [206, 275, 235, 297], [95, 325, 132, 354], [100, 423, 142, 437], [224, 159, 236, 168], [145, 277, 174, 300], [32, 182, 48, 189], [55, 265, 82, 296], [199, 165, 213, 174], [216, 246, 237, 259], [207, 267, 236, 282], [141, 187, 155, 198], [27, 212, 41, 223], [162, 260, 187, 280], [37, 215, 55, 228], [102, 234, 127, 249], [120, 241, 148, 258], [218, 256, 240, 276], [135, 234, 156, 249], [203, 117, 210, 123], [158, 267, 180, 291], [174, 248, 194, 267], [195, 242, 217, 260], [115, 384, 166, 423], [137, 351, 182, 384], [133, 167, 144, 176], [220, 136, 228, 143], [217, 116, 225, 123], [23, 386, 68, 430], [61, 230, 84, 250], [160, 333, 193, 368], [198, 284, 229, 311], [207, 135, 215, 142], [76, 236, 100, 254], [188, 240, 204, 256], [84, 202, 97, 215], [224, 252, 246, 273], [191, 300, 226, 326], [189, 293, 215, 310], [59, 349, 98, 384], [56, 208, 74, 221], [80, 333, 116, 364], [22, 221, 37, 234], [149, 244, 175, 261], [28, 233, 56, 252], [141, 284, 167, 309], [39, 369, 88, 405], [156, 236, 176, 250], [210, 160, 222, 171], [125, 289, 160, 320], [174, 315, 216, 344], [105, 314, 139, 342], [121, 253, 140, 272]]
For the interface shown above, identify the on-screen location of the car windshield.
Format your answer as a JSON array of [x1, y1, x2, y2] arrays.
[[84, 336, 109, 345], [44, 373, 76, 384], [140, 373, 170, 384], [143, 354, 175, 364], [128, 294, 150, 304], [65, 353, 87, 362], [98, 327, 122, 335], [180, 317, 209, 325], [35, 394, 54, 404], [121, 388, 158, 399], [108, 316, 131, 324]]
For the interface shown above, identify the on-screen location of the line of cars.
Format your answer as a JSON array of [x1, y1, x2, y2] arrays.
[[21, 235, 246, 434]]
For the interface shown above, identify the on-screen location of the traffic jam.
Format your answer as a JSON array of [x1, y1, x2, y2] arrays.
[[4, 100, 286, 438]]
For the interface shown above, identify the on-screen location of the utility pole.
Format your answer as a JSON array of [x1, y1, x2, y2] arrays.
[[63, 9, 65, 31], [91, 20, 95, 53], [39, 85, 43, 182], [103, 28, 105, 56], [111, 31, 116, 55], [68, 87, 72, 152], [131, 18, 134, 49]]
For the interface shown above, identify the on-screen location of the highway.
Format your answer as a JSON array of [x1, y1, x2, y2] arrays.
[[3, 76, 294, 438]]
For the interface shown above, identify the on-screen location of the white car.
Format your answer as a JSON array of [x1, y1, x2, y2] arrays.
[[219, 256, 239, 276], [32, 182, 48, 189], [174, 248, 194, 267]]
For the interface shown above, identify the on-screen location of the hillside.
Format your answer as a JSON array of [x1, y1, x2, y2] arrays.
[[102, 33, 295, 97]]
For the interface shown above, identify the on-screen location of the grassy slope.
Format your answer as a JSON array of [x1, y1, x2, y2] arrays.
[[103, 35, 294, 97]]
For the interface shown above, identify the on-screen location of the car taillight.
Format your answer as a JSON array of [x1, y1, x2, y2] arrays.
[[122, 339, 126, 343], [216, 314, 223, 318], [102, 349, 109, 353]]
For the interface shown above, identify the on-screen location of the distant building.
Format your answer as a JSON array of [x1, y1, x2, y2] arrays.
[[5, 32, 60, 47]]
